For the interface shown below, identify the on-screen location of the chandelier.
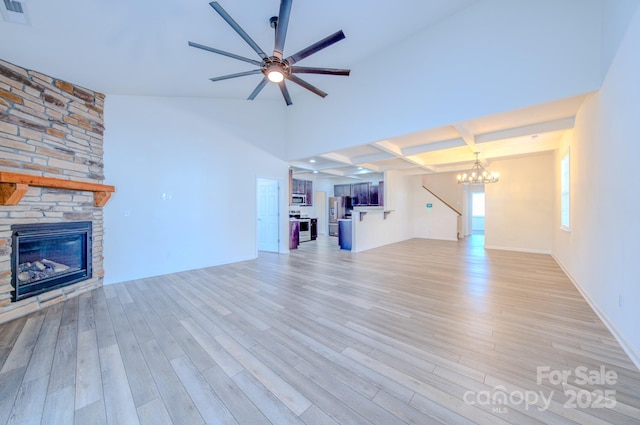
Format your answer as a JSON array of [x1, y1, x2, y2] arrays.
[[457, 153, 499, 184]]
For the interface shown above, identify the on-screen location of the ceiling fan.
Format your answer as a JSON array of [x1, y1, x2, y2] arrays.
[[188, 0, 350, 106]]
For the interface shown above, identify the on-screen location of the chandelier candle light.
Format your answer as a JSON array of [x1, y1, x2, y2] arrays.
[[457, 153, 500, 184]]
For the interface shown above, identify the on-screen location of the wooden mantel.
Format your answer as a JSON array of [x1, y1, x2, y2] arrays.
[[0, 172, 115, 207]]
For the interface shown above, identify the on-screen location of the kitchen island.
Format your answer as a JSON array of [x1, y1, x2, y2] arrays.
[[338, 218, 352, 250]]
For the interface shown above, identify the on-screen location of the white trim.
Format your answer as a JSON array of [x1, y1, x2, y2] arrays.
[[552, 255, 640, 371], [484, 245, 552, 255], [418, 236, 459, 242]]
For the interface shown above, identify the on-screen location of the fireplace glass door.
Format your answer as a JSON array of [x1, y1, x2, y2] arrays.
[[11, 221, 92, 301]]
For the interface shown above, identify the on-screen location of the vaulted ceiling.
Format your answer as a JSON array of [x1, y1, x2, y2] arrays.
[[0, 0, 479, 98], [0, 0, 606, 179]]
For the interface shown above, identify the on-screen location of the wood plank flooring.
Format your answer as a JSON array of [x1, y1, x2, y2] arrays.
[[0, 235, 639, 424]]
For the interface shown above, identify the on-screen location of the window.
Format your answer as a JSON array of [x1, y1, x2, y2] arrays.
[[560, 151, 570, 230], [472, 192, 485, 217]]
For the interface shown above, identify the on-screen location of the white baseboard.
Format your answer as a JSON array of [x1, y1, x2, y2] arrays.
[[422, 236, 459, 242], [484, 245, 552, 255], [552, 255, 640, 371]]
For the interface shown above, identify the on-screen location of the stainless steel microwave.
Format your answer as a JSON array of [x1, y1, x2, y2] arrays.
[[292, 194, 306, 204]]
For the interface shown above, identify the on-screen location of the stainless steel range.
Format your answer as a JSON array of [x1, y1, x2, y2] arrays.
[[298, 218, 311, 242], [289, 210, 311, 243]]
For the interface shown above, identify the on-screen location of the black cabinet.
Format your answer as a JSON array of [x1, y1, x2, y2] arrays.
[[310, 218, 318, 240]]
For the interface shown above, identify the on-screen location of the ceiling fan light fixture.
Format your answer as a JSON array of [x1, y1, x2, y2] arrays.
[[265, 61, 286, 82], [267, 69, 284, 83], [189, 0, 350, 105]]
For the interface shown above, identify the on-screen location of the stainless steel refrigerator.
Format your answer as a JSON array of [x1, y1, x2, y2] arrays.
[[328, 196, 350, 236]]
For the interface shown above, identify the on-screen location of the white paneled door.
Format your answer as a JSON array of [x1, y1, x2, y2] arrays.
[[257, 178, 279, 252]]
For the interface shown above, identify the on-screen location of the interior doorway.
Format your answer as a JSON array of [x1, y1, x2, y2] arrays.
[[464, 184, 485, 238], [471, 191, 485, 235], [256, 178, 279, 253]]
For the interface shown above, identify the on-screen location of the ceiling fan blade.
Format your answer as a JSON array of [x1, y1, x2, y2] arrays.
[[273, 0, 293, 59], [209, 2, 268, 60], [248, 78, 269, 100], [290, 66, 350, 76], [188, 42, 263, 66], [285, 30, 346, 65], [210, 69, 262, 82], [287, 74, 327, 98], [278, 81, 293, 106]]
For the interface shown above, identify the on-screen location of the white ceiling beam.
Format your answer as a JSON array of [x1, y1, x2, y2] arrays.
[[289, 162, 316, 171], [291, 161, 344, 172], [351, 152, 393, 164], [319, 152, 354, 165], [315, 168, 348, 177], [453, 123, 477, 148], [475, 117, 575, 144], [372, 141, 437, 172], [452, 122, 488, 165], [372, 141, 404, 156], [356, 163, 382, 172], [401, 137, 466, 156]]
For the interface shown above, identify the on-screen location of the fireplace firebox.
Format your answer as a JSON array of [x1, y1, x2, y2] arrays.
[[11, 221, 92, 302]]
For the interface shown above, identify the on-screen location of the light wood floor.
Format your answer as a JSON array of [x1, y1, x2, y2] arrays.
[[1, 236, 639, 425]]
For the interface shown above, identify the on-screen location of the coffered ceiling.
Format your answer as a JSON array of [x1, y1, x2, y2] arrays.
[[290, 93, 589, 179]]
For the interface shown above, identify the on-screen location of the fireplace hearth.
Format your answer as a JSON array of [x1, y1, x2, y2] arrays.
[[11, 222, 92, 302]]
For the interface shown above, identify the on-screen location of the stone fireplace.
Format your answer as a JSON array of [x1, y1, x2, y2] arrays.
[[0, 59, 112, 323]]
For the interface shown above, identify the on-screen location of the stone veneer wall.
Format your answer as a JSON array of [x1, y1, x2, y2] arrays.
[[0, 59, 107, 324]]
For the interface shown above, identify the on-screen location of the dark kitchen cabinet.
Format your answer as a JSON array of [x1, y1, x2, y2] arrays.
[[292, 178, 305, 194], [351, 182, 370, 206], [304, 180, 313, 206], [334, 184, 352, 197], [369, 185, 379, 206], [289, 221, 299, 250], [310, 218, 318, 240], [291, 178, 312, 205], [333, 180, 383, 206]]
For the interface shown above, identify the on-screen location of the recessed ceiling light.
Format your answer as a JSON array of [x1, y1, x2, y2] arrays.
[[313, 171, 318, 174], [309, 159, 316, 163]]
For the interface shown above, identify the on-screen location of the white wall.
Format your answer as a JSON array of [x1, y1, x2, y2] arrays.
[[103, 96, 289, 284], [410, 176, 458, 241], [553, 2, 640, 366], [422, 172, 464, 214], [484, 152, 554, 254], [286, 0, 602, 159], [351, 171, 413, 252]]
